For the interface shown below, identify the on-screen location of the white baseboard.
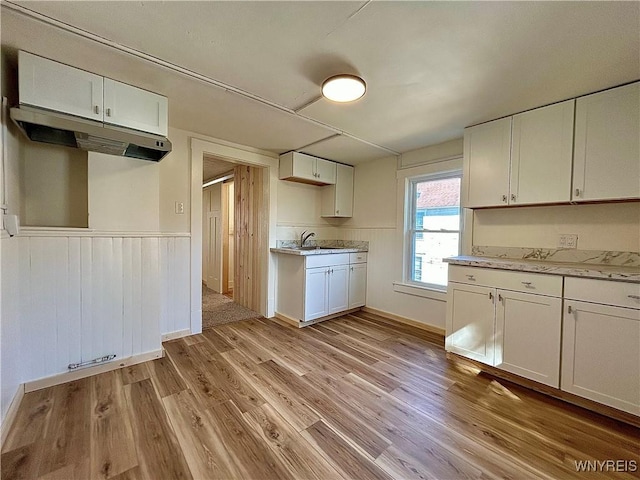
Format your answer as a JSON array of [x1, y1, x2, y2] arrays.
[[24, 349, 164, 393], [361, 306, 446, 337], [161, 329, 192, 342], [1, 383, 25, 449]]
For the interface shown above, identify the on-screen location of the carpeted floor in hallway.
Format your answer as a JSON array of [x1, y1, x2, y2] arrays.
[[202, 284, 261, 329]]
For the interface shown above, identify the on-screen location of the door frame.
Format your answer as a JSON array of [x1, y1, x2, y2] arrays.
[[190, 138, 278, 334]]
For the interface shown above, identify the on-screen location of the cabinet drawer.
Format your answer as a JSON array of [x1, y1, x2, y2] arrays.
[[448, 265, 562, 296], [349, 252, 367, 264], [305, 253, 350, 269], [565, 277, 640, 309]]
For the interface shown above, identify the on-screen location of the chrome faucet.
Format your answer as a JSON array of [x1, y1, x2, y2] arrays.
[[300, 230, 316, 247]]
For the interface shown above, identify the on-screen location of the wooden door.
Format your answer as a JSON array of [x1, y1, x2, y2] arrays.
[[234, 165, 263, 312]]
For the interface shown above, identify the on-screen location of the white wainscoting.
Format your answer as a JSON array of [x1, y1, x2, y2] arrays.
[[14, 233, 190, 383]]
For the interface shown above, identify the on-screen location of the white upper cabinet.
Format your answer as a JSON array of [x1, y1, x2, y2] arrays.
[[18, 51, 168, 136], [103, 79, 168, 136], [572, 82, 640, 202], [462, 117, 512, 208], [19, 51, 103, 122], [510, 100, 574, 205], [322, 163, 354, 217], [279, 152, 337, 185]]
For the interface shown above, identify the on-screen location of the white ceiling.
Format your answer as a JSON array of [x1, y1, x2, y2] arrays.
[[203, 156, 234, 183], [2, 1, 639, 165]]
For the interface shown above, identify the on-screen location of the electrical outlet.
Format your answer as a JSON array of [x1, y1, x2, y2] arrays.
[[175, 201, 184, 214], [558, 234, 578, 249]]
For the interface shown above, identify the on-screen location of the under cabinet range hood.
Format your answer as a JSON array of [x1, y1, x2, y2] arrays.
[[10, 105, 172, 161]]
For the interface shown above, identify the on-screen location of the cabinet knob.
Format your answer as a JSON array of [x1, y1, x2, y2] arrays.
[[511, 194, 516, 202], [502, 195, 507, 203], [521, 281, 533, 288], [336, 210, 340, 214], [574, 188, 581, 197], [466, 274, 475, 281]]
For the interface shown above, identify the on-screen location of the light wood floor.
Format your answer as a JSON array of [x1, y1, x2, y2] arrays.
[[2, 311, 639, 480]]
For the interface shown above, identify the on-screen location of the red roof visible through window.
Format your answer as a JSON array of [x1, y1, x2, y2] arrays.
[[416, 177, 460, 208]]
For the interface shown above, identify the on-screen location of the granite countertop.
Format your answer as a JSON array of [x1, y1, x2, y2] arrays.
[[445, 256, 640, 283], [271, 247, 367, 256]]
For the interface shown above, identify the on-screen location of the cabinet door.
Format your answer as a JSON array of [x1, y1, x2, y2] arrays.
[[495, 290, 562, 387], [573, 82, 640, 202], [510, 100, 574, 205], [445, 282, 496, 365], [291, 152, 317, 182], [315, 158, 337, 185], [348, 263, 367, 308], [103, 79, 168, 136], [19, 51, 103, 121], [327, 264, 349, 314], [462, 117, 512, 208], [304, 268, 328, 321], [561, 301, 640, 415], [321, 164, 353, 217]]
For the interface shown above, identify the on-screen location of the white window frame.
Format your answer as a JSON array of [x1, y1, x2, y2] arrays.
[[404, 169, 463, 293]]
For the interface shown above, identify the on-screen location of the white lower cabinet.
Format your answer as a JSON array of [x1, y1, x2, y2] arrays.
[[446, 283, 496, 365], [276, 252, 367, 324], [495, 290, 562, 387], [562, 278, 640, 415], [348, 263, 367, 309], [304, 267, 330, 320], [446, 266, 563, 386]]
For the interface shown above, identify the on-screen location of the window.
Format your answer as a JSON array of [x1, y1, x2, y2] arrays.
[[407, 172, 461, 290]]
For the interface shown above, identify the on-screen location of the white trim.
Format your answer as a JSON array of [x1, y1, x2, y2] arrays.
[[393, 282, 447, 302], [18, 228, 191, 238], [161, 329, 192, 342], [24, 349, 163, 393], [190, 137, 279, 337], [361, 306, 446, 337], [0, 384, 25, 449]]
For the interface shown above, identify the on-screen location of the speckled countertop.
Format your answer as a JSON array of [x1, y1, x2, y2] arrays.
[[445, 256, 640, 283], [271, 247, 366, 256]]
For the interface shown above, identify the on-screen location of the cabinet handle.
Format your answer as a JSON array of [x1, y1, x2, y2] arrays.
[[498, 293, 503, 303], [567, 305, 573, 314], [511, 194, 516, 202], [94, 105, 100, 115], [521, 281, 533, 288], [350, 266, 354, 272], [106, 108, 111, 117], [502, 194, 507, 203], [574, 188, 581, 197], [628, 295, 640, 300], [489, 292, 493, 301], [336, 210, 340, 215], [466, 274, 475, 281]]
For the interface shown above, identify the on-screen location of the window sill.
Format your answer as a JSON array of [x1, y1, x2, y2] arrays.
[[393, 282, 447, 302]]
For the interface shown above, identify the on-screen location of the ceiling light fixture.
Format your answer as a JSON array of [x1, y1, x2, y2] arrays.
[[321, 75, 366, 103]]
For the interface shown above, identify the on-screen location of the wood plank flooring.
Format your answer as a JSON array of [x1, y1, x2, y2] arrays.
[[2, 311, 639, 480]]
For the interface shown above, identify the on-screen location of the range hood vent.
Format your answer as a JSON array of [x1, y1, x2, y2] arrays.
[[10, 106, 171, 161]]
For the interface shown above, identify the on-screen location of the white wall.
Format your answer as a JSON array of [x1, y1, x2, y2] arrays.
[[473, 202, 640, 252], [21, 142, 88, 227], [160, 127, 191, 233], [88, 153, 160, 232]]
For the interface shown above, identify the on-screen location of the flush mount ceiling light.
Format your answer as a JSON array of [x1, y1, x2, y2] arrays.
[[321, 75, 366, 103]]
